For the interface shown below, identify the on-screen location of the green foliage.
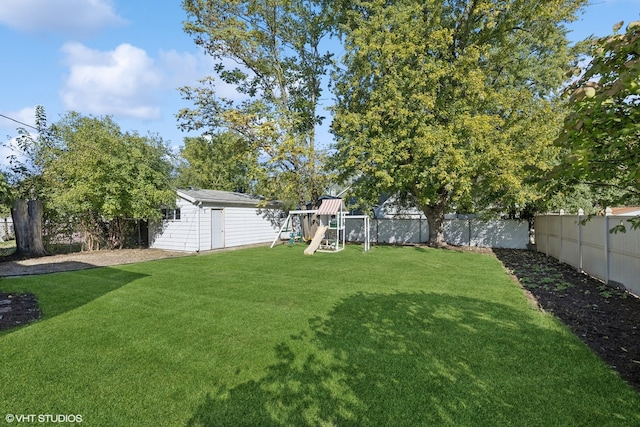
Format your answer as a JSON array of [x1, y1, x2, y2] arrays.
[[174, 132, 262, 193], [3, 108, 175, 249], [46, 113, 174, 248], [5, 106, 64, 248], [597, 284, 615, 299], [543, 183, 634, 215], [0, 173, 14, 216], [6, 105, 56, 201], [178, 0, 334, 207], [558, 21, 640, 204], [328, 0, 587, 244]]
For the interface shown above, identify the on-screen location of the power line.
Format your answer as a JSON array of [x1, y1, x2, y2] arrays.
[[0, 114, 38, 132]]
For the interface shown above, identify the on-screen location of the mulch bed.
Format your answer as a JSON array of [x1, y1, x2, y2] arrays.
[[494, 248, 640, 393], [0, 293, 41, 330]]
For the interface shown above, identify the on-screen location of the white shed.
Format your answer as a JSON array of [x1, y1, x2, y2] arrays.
[[149, 189, 282, 252]]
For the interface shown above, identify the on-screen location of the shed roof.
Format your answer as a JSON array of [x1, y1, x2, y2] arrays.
[[317, 198, 345, 215], [177, 189, 271, 207]]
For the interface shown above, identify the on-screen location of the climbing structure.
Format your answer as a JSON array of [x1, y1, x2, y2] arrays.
[[271, 197, 369, 254], [315, 198, 346, 253]]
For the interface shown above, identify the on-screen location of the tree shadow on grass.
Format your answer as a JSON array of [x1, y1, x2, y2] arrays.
[[0, 267, 148, 336], [0, 260, 99, 277], [187, 292, 639, 426]]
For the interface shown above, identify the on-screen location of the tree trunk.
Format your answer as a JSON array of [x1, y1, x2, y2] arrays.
[[108, 217, 126, 250], [421, 194, 448, 248], [11, 199, 47, 257]]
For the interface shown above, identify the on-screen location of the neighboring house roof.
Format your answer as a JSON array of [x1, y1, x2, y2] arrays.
[[610, 207, 640, 216], [177, 189, 277, 208], [374, 195, 425, 219]]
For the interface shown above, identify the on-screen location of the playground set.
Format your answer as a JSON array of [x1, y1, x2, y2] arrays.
[[270, 198, 370, 254]]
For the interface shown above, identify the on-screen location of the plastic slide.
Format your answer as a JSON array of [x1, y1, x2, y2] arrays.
[[303, 226, 328, 255]]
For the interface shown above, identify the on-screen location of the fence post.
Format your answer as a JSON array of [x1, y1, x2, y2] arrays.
[[578, 208, 584, 273], [545, 214, 550, 257], [605, 207, 612, 285], [559, 209, 564, 263]]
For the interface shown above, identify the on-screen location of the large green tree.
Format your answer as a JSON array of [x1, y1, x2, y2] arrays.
[[178, 0, 334, 208], [557, 20, 640, 208], [328, 0, 587, 246], [8, 106, 54, 201], [6, 105, 54, 256], [174, 132, 261, 193], [47, 113, 174, 249]]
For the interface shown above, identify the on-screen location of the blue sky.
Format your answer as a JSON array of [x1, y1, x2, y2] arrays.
[[0, 0, 638, 166]]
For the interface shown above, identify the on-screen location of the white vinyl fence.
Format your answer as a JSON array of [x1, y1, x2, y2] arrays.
[[535, 212, 640, 296], [345, 218, 529, 249]]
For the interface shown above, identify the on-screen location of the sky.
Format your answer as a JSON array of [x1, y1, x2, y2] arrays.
[[0, 0, 639, 167]]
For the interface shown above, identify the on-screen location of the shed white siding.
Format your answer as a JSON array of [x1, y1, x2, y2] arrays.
[[149, 198, 201, 252], [149, 190, 281, 252], [224, 207, 280, 247]]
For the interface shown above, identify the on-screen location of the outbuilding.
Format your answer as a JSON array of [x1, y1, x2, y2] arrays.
[[149, 189, 282, 252]]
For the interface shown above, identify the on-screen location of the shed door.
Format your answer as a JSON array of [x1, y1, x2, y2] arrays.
[[211, 209, 224, 249]]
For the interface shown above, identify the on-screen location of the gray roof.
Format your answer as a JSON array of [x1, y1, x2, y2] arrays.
[[177, 189, 272, 207]]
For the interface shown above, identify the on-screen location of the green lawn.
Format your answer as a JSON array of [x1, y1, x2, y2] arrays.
[[0, 240, 15, 257], [0, 245, 638, 426]]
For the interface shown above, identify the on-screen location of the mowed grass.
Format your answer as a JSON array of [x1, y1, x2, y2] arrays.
[[0, 245, 639, 426]]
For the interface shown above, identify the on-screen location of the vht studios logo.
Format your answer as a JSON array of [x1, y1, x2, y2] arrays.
[[5, 413, 83, 423]]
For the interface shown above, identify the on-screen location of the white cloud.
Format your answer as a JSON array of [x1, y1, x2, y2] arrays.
[[0, 0, 126, 36], [60, 42, 164, 120], [0, 107, 39, 170], [1, 135, 31, 170], [158, 50, 203, 87], [59, 43, 246, 125], [159, 50, 251, 101]]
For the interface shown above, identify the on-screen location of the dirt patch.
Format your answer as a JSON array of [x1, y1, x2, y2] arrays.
[[0, 293, 41, 330], [0, 248, 189, 277], [494, 248, 640, 393]]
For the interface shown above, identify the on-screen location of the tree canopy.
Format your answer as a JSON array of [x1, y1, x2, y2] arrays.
[[174, 132, 261, 193], [327, 0, 587, 245], [178, 0, 334, 208], [46, 112, 174, 249], [2, 110, 175, 250], [557, 20, 640, 208], [7, 105, 55, 202], [6, 106, 60, 256]]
